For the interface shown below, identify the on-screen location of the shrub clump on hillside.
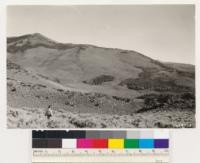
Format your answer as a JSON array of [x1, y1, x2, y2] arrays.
[[83, 75, 114, 85], [7, 60, 21, 70], [120, 77, 190, 92], [119, 66, 193, 92], [69, 116, 97, 128], [136, 92, 195, 113]]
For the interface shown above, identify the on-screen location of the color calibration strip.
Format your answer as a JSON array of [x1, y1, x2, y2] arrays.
[[32, 130, 169, 149], [32, 130, 169, 163]]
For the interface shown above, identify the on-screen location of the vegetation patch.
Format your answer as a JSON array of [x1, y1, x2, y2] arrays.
[[83, 75, 114, 85], [119, 67, 192, 92], [136, 92, 195, 113]]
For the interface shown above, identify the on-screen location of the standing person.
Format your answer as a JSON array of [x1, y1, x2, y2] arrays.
[[45, 105, 53, 120]]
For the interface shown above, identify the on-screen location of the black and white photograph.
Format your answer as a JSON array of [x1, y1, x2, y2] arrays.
[[7, 5, 195, 128]]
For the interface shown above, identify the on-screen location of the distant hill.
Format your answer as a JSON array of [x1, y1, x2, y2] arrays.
[[7, 33, 194, 94]]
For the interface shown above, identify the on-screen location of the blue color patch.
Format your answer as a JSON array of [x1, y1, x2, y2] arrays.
[[139, 139, 154, 148]]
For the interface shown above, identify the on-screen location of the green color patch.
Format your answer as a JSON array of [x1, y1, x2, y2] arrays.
[[124, 139, 139, 148]]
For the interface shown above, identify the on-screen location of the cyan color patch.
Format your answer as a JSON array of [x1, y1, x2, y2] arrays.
[[139, 139, 154, 148]]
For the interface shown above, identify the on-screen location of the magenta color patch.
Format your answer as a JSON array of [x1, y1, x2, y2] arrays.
[[77, 139, 93, 148]]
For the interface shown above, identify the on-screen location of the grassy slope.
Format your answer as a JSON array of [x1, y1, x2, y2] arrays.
[[8, 106, 195, 128]]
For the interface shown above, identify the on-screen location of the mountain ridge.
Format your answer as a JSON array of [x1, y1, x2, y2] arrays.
[[7, 33, 195, 67]]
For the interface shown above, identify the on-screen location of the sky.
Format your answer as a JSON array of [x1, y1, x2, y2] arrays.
[[7, 5, 195, 64]]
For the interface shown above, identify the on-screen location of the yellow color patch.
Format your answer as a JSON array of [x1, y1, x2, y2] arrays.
[[108, 139, 124, 148]]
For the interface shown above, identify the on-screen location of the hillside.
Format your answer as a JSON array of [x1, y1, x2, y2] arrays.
[[7, 33, 195, 128]]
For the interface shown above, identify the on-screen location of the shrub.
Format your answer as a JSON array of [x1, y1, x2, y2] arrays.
[[83, 75, 114, 85], [181, 92, 195, 100], [136, 93, 195, 113], [69, 117, 97, 128]]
